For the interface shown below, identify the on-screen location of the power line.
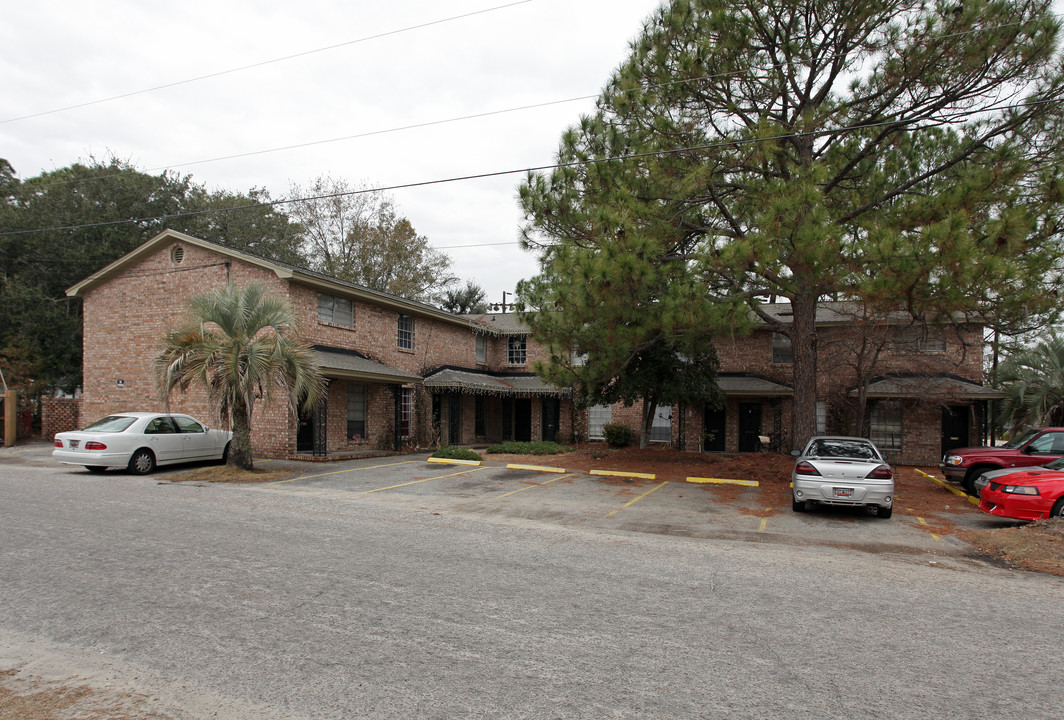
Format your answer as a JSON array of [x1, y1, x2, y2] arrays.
[[3, 98, 1057, 239], [0, 0, 534, 125]]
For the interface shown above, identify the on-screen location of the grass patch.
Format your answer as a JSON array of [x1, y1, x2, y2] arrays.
[[165, 465, 295, 484], [485, 441, 573, 455], [432, 445, 483, 461], [960, 518, 1064, 576]]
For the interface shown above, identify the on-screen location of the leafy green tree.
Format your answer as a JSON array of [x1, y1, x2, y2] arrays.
[[996, 329, 1064, 429], [288, 175, 456, 301], [519, 0, 1064, 447], [0, 157, 305, 393], [438, 280, 488, 314], [154, 282, 323, 470]]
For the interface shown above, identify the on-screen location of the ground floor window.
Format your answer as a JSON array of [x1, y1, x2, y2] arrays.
[[588, 404, 611, 440], [347, 384, 366, 441], [869, 400, 903, 454], [649, 405, 672, 443]]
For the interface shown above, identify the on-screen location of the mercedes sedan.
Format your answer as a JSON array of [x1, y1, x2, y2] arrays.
[[791, 436, 894, 518], [53, 412, 232, 475]]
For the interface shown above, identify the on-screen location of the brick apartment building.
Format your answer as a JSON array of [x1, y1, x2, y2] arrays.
[[65, 229, 998, 465]]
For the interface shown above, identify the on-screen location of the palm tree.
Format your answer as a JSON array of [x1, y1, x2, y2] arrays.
[[996, 329, 1064, 432], [155, 282, 323, 470]]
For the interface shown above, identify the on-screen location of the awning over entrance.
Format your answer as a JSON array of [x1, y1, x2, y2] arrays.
[[423, 367, 568, 397], [313, 347, 422, 384], [850, 375, 1004, 400], [717, 374, 793, 397]]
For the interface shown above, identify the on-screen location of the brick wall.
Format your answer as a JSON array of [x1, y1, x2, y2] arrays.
[[41, 397, 81, 440]]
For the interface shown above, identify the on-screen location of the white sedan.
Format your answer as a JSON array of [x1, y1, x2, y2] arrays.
[[53, 412, 232, 475], [791, 436, 894, 518]]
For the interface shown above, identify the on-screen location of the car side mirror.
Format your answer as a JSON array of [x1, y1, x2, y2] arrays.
[[790, 449, 801, 457]]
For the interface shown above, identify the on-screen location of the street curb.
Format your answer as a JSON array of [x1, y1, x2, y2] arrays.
[[686, 477, 759, 487], [506, 463, 567, 473], [590, 469, 656, 480], [427, 457, 483, 466]]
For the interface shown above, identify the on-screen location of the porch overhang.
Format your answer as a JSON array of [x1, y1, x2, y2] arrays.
[[850, 375, 1004, 400], [717, 374, 793, 397], [313, 347, 422, 385], [424, 367, 569, 397]]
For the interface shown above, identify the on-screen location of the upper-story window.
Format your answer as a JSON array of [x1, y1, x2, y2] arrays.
[[771, 332, 793, 364], [507, 335, 527, 365], [318, 293, 353, 326], [893, 328, 946, 353], [571, 348, 588, 366], [475, 334, 487, 363], [397, 314, 414, 350]]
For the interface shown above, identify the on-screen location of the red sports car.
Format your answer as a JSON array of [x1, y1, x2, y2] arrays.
[[978, 469, 1064, 521]]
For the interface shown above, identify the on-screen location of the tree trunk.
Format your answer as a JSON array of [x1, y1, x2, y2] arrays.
[[640, 398, 657, 450], [229, 395, 254, 471], [790, 293, 819, 450]]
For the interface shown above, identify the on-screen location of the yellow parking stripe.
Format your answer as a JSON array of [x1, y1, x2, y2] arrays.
[[506, 463, 567, 473], [361, 466, 486, 494], [606, 481, 669, 517], [758, 518, 768, 533], [428, 457, 482, 466], [268, 460, 422, 485], [915, 468, 979, 505], [915, 516, 942, 542], [495, 473, 575, 498]]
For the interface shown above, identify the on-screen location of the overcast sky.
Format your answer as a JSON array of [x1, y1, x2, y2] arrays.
[[1, 0, 664, 307]]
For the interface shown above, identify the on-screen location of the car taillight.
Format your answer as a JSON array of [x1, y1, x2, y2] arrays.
[[865, 464, 893, 480], [84, 441, 107, 450], [795, 461, 821, 476], [54, 439, 63, 447]]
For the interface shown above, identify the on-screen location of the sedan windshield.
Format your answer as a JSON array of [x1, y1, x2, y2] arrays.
[[82, 415, 138, 433]]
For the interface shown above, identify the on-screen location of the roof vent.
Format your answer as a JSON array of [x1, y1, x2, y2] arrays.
[[170, 245, 185, 265]]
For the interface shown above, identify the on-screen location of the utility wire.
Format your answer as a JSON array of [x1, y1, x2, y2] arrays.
[[3, 97, 1058, 239], [0, 0, 533, 125]]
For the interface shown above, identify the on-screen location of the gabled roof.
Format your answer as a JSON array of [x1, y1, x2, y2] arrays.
[[313, 346, 422, 384], [65, 229, 473, 328]]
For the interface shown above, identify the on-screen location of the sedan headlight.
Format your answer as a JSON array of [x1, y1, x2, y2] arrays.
[[944, 455, 963, 466], [1003, 485, 1040, 495]]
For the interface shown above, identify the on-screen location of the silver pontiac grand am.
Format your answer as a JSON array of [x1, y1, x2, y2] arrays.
[[791, 436, 894, 519], [53, 412, 232, 475]]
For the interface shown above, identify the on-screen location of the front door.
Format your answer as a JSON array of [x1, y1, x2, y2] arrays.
[[541, 398, 560, 443], [514, 398, 532, 442], [703, 405, 726, 452], [448, 393, 462, 445], [941, 406, 970, 457], [738, 402, 762, 452]]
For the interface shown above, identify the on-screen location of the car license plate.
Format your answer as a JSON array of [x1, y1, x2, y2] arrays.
[[833, 487, 854, 498], [69, 439, 79, 449]]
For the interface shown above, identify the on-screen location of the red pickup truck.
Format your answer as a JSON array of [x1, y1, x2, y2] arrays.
[[940, 427, 1064, 495]]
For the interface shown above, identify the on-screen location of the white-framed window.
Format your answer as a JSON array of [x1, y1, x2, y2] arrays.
[[649, 405, 673, 443], [347, 384, 367, 441], [475, 334, 487, 363], [318, 293, 353, 326], [571, 347, 588, 366], [507, 335, 527, 365], [588, 404, 612, 440], [400, 387, 413, 437], [397, 314, 414, 350], [816, 400, 827, 435], [869, 400, 902, 454], [771, 332, 793, 364]]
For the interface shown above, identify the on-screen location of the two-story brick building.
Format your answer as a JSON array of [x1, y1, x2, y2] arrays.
[[66, 229, 571, 458], [66, 229, 998, 465]]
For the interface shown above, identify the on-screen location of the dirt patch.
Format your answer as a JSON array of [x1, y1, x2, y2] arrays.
[[0, 669, 170, 720], [959, 519, 1064, 576], [163, 465, 294, 484]]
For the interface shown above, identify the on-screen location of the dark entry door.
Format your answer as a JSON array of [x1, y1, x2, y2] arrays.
[[703, 405, 726, 452], [297, 411, 314, 453], [448, 393, 462, 445], [541, 398, 560, 443], [941, 406, 970, 457], [738, 402, 762, 452], [514, 398, 532, 442]]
